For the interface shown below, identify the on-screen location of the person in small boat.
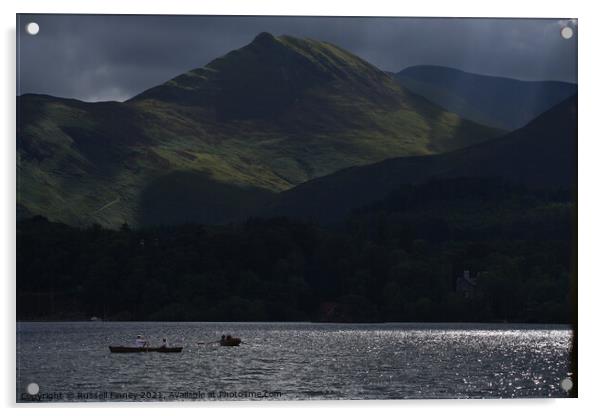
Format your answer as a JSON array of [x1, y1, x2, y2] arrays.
[[226, 334, 232, 341], [160, 338, 168, 348], [134, 335, 148, 347], [221, 335, 226, 342]]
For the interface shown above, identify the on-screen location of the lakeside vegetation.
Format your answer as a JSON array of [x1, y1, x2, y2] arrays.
[[17, 177, 574, 323]]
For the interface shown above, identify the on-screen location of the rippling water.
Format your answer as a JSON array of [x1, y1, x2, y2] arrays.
[[16, 322, 573, 401]]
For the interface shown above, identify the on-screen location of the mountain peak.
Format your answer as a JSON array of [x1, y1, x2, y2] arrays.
[[131, 33, 399, 119], [252, 31, 277, 44]]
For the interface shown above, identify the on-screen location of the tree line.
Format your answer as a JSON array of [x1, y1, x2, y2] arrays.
[[17, 177, 575, 323]]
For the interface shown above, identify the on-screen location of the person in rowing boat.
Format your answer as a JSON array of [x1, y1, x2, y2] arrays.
[[161, 338, 168, 348], [134, 335, 148, 348]]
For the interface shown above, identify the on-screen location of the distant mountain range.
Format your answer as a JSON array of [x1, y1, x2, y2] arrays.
[[17, 33, 502, 227], [264, 95, 577, 223], [17, 34, 576, 228], [395, 65, 576, 130]]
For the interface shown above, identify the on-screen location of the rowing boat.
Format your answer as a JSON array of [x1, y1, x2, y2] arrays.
[[220, 338, 241, 346], [109, 346, 183, 353]]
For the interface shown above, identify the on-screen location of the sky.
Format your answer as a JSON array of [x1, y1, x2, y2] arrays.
[[17, 15, 577, 102]]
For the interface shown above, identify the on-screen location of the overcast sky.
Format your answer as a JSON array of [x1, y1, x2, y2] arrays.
[[17, 15, 577, 102]]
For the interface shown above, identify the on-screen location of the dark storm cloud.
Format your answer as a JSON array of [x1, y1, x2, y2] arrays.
[[17, 14, 577, 102]]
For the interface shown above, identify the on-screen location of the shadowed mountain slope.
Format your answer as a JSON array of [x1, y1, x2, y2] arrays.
[[395, 65, 576, 130], [264, 95, 577, 223], [18, 34, 501, 227]]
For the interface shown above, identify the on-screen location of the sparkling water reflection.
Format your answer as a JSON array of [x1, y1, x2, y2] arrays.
[[16, 322, 572, 401]]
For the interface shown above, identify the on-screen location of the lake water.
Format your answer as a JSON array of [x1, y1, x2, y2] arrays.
[[16, 322, 573, 401]]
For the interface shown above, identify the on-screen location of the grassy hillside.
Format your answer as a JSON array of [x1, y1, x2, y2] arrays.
[[264, 95, 577, 222], [395, 65, 576, 130], [18, 33, 500, 228]]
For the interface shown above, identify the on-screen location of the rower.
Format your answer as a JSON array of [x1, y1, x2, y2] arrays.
[[134, 335, 147, 347]]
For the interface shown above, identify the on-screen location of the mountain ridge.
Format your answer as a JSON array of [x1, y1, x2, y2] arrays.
[[18, 34, 502, 227], [262, 95, 577, 222], [395, 65, 576, 130]]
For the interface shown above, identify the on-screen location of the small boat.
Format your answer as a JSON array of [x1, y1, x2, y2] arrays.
[[109, 346, 183, 353], [220, 337, 241, 346]]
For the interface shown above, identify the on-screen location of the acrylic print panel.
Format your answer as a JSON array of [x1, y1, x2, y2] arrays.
[[16, 14, 577, 402]]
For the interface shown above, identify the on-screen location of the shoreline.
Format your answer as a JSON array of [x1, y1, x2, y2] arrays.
[[16, 320, 573, 326]]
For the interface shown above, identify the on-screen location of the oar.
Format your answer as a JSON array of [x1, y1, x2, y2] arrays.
[[197, 339, 221, 345]]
